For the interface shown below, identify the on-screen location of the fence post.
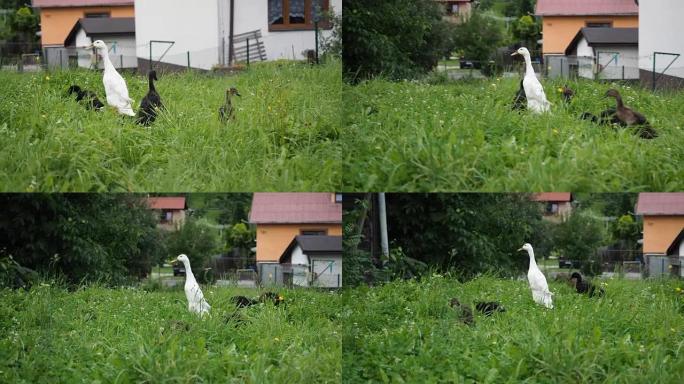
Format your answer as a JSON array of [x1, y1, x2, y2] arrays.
[[222, 37, 225, 66], [622, 66, 625, 80], [59, 49, 63, 68], [652, 55, 656, 91], [246, 38, 250, 66], [149, 42, 152, 71], [120, 54, 123, 69], [187, 51, 190, 70]]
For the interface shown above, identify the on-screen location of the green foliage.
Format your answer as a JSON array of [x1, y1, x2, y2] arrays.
[[504, 0, 536, 17], [343, 0, 454, 82], [0, 61, 341, 192], [386, 194, 547, 277], [11, 6, 37, 32], [554, 211, 606, 263], [452, 11, 505, 61], [342, 195, 378, 286], [166, 218, 218, 283], [342, 78, 684, 191], [226, 222, 255, 250], [0, 194, 163, 286], [342, 276, 684, 383], [512, 14, 540, 48], [320, 10, 342, 59], [0, 285, 341, 382], [612, 214, 641, 249]]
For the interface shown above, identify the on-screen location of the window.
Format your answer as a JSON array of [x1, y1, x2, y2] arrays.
[[448, 3, 459, 15], [335, 193, 342, 203], [268, 0, 331, 31], [586, 21, 612, 28], [545, 203, 559, 214], [301, 229, 327, 236], [85, 12, 110, 18], [160, 210, 173, 222]]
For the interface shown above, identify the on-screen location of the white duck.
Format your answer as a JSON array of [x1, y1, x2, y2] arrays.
[[176, 254, 211, 315], [511, 47, 550, 114], [89, 40, 135, 116], [518, 243, 553, 308]]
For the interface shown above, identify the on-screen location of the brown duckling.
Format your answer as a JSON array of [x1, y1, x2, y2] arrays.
[[450, 298, 474, 325], [604, 89, 657, 139], [219, 87, 241, 123]]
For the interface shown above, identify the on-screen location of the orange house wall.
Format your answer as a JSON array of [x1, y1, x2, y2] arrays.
[[541, 15, 638, 55], [39, 6, 135, 46], [642, 216, 684, 254], [256, 224, 342, 262]]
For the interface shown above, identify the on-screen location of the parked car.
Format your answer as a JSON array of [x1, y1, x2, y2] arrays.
[[172, 261, 186, 276], [558, 259, 582, 269]]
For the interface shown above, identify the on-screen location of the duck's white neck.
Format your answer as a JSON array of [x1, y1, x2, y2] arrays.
[[181, 259, 195, 280], [522, 53, 535, 77], [526, 248, 538, 269], [98, 47, 114, 72]]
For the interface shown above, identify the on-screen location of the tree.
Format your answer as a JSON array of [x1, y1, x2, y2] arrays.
[[451, 11, 504, 62], [553, 211, 606, 265], [226, 222, 255, 251], [343, 0, 454, 82], [385, 194, 547, 278], [166, 218, 219, 283], [0, 194, 163, 286], [512, 15, 540, 49]]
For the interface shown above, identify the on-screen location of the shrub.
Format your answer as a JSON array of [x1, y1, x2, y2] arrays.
[[0, 194, 162, 287], [166, 218, 219, 284], [343, 0, 454, 82]]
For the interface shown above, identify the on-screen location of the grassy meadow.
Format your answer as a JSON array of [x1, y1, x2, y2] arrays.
[[0, 285, 341, 383], [342, 77, 684, 191], [342, 276, 684, 383], [0, 60, 341, 192]]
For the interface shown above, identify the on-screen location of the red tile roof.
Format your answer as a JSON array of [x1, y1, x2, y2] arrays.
[[636, 193, 684, 215], [147, 197, 186, 210], [535, 0, 638, 16], [249, 193, 341, 224], [32, 0, 133, 8], [531, 193, 572, 202]]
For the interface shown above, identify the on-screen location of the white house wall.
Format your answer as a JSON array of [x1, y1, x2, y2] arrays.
[[73, 30, 137, 69], [223, 0, 342, 61], [596, 46, 639, 80], [135, 0, 341, 69], [639, 0, 684, 79], [311, 255, 342, 288], [134, 0, 220, 70]]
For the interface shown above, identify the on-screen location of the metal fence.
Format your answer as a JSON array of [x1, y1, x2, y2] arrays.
[[1, 32, 323, 73], [258, 263, 341, 288]]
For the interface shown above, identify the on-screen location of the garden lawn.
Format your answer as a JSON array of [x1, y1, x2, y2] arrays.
[[342, 276, 684, 383], [0, 285, 341, 383], [342, 77, 684, 191], [0, 60, 341, 192]]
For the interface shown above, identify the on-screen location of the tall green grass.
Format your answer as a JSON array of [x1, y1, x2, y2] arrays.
[[342, 276, 684, 383], [0, 285, 341, 383], [342, 78, 684, 191], [0, 60, 341, 192]]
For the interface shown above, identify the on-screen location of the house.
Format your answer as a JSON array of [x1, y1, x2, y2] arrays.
[[535, 0, 638, 60], [435, 0, 473, 24], [636, 193, 684, 255], [249, 193, 342, 286], [147, 196, 187, 231], [31, 0, 134, 48], [638, 0, 684, 89], [278, 235, 342, 287], [63, 17, 136, 68], [531, 193, 573, 222], [134, 0, 342, 71], [564, 27, 638, 79]]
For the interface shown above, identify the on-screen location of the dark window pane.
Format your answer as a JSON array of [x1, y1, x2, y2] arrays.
[[290, 0, 306, 24], [269, 0, 283, 25]]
